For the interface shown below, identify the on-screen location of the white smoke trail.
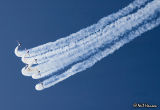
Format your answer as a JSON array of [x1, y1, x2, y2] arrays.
[[14, 0, 160, 91], [15, 0, 149, 59], [36, 17, 160, 90], [28, 0, 160, 79], [19, 0, 152, 76]]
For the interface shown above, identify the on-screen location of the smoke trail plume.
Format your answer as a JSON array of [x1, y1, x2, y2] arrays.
[[15, 0, 160, 91]]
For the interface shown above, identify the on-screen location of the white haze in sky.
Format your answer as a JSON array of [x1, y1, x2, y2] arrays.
[[15, 0, 160, 91]]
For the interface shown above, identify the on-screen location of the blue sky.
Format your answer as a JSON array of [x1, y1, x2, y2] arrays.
[[0, 0, 160, 110]]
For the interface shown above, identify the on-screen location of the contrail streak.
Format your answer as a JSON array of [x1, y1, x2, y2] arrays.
[[28, 0, 160, 79], [15, 0, 149, 59], [15, 0, 160, 91], [40, 17, 160, 90]]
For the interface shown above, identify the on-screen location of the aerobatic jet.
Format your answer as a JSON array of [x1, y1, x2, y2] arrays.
[[34, 59, 38, 64], [17, 41, 21, 47]]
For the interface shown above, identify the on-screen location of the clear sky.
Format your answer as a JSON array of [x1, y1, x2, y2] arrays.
[[0, 0, 160, 110]]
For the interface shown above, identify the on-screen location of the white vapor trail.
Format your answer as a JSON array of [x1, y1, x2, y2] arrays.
[[15, 0, 160, 91], [15, 0, 149, 59], [41, 17, 160, 90]]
